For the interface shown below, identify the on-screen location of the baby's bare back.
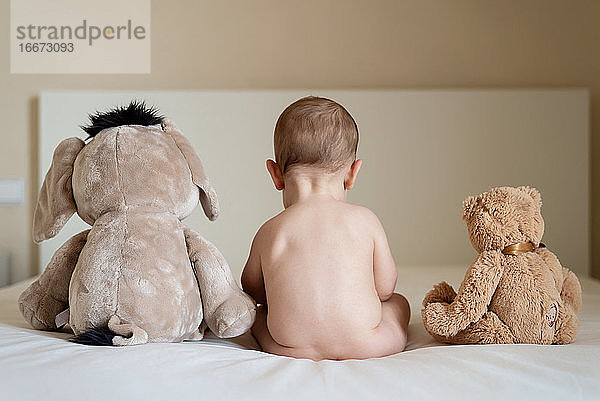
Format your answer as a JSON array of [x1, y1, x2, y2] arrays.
[[259, 199, 383, 353]]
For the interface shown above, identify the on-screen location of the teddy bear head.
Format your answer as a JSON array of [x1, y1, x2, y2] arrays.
[[33, 101, 220, 243], [462, 186, 545, 253]]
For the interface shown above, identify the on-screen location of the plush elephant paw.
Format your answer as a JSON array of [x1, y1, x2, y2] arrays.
[[422, 282, 457, 307], [213, 292, 257, 338], [18, 300, 48, 330], [18, 282, 63, 330], [422, 302, 457, 337]]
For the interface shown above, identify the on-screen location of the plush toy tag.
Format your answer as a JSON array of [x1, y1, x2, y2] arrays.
[[55, 308, 70, 328], [546, 303, 558, 328]]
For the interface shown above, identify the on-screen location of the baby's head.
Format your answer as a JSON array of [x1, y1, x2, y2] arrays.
[[267, 96, 361, 192]]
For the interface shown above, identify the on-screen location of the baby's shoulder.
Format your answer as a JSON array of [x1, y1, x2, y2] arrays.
[[343, 203, 380, 224], [343, 204, 388, 239], [256, 212, 285, 238]]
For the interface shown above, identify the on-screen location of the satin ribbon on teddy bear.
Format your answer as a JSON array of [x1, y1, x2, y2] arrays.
[[501, 241, 546, 256]]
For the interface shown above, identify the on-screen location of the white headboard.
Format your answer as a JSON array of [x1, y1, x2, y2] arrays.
[[39, 89, 589, 277]]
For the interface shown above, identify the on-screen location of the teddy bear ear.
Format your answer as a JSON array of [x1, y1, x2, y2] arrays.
[[517, 186, 542, 208], [462, 195, 478, 220]]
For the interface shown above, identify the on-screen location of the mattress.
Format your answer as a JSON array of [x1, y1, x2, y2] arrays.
[[1, 266, 599, 401]]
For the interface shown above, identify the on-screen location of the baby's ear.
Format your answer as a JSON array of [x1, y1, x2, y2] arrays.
[[517, 186, 542, 208], [344, 159, 362, 190], [266, 159, 285, 191], [462, 195, 478, 220]]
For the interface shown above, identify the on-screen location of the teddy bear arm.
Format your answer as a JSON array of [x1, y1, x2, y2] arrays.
[[560, 267, 582, 315], [538, 248, 567, 294], [18, 230, 89, 330], [453, 251, 504, 323], [424, 251, 504, 337], [183, 227, 256, 338]]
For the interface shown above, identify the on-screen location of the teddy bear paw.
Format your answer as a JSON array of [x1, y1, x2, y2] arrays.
[[470, 312, 516, 344], [422, 282, 457, 307], [422, 302, 456, 337]]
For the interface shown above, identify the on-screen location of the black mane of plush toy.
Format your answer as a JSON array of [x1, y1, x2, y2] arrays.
[[81, 100, 164, 138]]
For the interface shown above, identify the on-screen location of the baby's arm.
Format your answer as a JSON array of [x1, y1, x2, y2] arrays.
[[241, 232, 267, 305], [370, 212, 398, 302]]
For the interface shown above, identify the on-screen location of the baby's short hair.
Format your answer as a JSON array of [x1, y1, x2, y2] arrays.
[[274, 96, 359, 173]]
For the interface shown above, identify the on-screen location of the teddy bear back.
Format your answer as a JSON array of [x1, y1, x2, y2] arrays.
[[462, 186, 545, 253], [72, 125, 200, 225], [488, 247, 564, 343]]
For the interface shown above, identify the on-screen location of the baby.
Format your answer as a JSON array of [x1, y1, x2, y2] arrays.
[[241, 96, 410, 360]]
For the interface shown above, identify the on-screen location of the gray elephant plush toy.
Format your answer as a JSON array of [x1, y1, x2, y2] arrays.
[[19, 101, 256, 345]]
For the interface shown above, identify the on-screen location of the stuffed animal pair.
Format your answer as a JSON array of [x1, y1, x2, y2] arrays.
[[422, 186, 582, 345], [19, 102, 256, 346]]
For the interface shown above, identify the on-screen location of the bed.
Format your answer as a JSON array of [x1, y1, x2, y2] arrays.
[[2, 89, 593, 399], [1, 266, 599, 401]]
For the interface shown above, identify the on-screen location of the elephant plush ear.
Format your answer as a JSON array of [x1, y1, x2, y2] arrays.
[[161, 119, 220, 221], [33, 138, 85, 243]]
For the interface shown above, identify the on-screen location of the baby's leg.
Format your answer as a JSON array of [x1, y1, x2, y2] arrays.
[[251, 305, 278, 352], [252, 295, 410, 360], [358, 293, 410, 358], [385, 293, 411, 328], [251, 306, 321, 360]]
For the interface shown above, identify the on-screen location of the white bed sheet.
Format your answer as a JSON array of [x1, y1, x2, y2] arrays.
[[1, 266, 599, 401]]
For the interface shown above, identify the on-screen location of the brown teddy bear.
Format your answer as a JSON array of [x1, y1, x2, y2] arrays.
[[18, 101, 256, 345], [422, 186, 582, 345]]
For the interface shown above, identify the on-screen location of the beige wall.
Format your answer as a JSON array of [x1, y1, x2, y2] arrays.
[[1, 0, 599, 282], [37, 89, 589, 280]]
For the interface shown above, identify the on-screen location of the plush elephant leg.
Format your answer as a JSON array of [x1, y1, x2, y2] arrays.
[[428, 311, 516, 345], [184, 228, 256, 338], [19, 230, 89, 330]]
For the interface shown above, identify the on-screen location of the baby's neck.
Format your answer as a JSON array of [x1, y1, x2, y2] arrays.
[[282, 168, 347, 208]]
